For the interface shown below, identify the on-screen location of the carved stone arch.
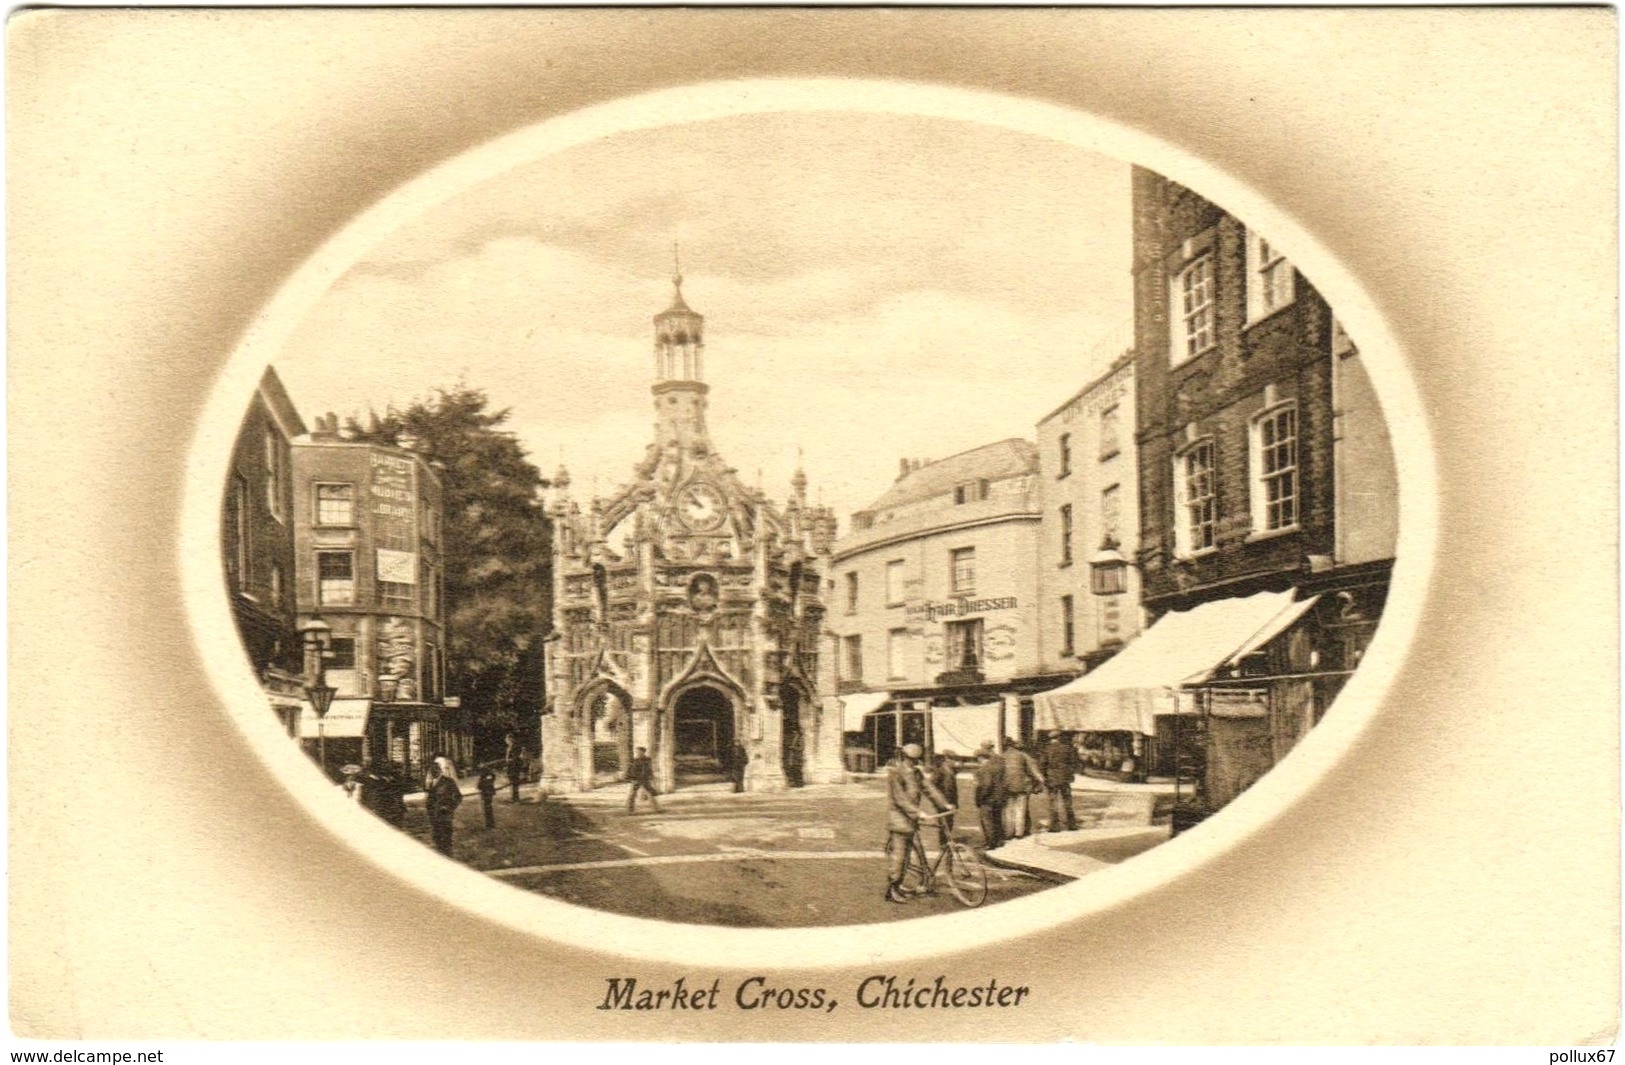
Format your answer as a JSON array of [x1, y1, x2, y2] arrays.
[[576, 675, 635, 783]]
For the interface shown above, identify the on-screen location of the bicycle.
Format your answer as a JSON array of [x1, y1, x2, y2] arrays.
[[898, 811, 989, 907]]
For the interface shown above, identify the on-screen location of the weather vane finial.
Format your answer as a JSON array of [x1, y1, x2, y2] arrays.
[[672, 241, 683, 293]]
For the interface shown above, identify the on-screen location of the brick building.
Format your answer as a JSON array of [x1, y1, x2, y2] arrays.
[[1124, 166, 1398, 812], [291, 421, 468, 780], [222, 367, 308, 734]]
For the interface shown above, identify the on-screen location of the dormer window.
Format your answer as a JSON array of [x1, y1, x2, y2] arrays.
[[953, 479, 991, 505]]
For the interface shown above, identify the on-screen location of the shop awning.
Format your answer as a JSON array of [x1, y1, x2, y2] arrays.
[[298, 698, 371, 739], [1218, 594, 1322, 668], [839, 691, 893, 732], [930, 702, 1001, 755], [1033, 590, 1305, 736]]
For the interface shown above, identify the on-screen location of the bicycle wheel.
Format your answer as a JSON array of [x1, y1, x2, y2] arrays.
[[944, 841, 988, 907]]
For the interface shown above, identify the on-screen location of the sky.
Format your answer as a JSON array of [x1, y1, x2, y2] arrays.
[[273, 111, 1134, 525]]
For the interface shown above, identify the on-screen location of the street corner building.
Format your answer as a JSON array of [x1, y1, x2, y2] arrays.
[[288, 420, 468, 780], [541, 274, 841, 795], [825, 437, 1078, 767]]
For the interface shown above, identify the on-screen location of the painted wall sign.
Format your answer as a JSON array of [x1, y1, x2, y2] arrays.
[[905, 596, 1019, 622]]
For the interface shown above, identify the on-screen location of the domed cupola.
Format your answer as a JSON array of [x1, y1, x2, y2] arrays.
[[654, 246, 705, 384]]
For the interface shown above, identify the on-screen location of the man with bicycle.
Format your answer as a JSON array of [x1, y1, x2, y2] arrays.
[[884, 742, 952, 904]]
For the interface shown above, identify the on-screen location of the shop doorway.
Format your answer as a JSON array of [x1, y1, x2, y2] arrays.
[[672, 684, 734, 785]]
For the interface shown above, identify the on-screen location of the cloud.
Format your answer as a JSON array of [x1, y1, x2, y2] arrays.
[[273, 111, 1135, 521]]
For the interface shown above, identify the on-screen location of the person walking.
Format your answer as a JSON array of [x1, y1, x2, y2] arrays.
[[627, 746, 661, 814], [972, 743, 1006, 850], [729, 741, 748, 793], [506, 750, 526, 803], [477, 767, 497, 829], [1000, 737, 1043, 840], [930, 752, 960, 827], [426, 762, 462, 857], [883, 743, 951, 903], [1039, 732, 1079, 832]]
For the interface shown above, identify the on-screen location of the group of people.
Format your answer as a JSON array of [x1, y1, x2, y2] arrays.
[[970, 733, 1082, 848]]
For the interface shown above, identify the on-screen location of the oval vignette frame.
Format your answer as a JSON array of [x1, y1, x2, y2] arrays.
[[179, 78, 1439, 970]]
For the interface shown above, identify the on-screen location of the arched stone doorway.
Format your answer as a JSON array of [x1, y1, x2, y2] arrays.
[[581, 684, 633, 786], [671, 684, 735, 785], [781, 682, 808, 788]]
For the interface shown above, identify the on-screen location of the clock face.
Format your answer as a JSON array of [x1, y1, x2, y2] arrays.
[[677, 482, 727, 531]]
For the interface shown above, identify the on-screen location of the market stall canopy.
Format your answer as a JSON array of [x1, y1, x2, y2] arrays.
[[298, 698, 371, 739], [1033, 590, 1308, 736], [930, 702, 1001, 754], [839, 690, 893, 732]]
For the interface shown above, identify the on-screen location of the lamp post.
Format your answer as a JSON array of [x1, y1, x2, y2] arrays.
[[300, 616, 337, 777]]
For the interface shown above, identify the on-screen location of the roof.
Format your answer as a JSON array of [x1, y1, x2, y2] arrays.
[[857, 438, 1037, 515], [259, 366, 308, 439]]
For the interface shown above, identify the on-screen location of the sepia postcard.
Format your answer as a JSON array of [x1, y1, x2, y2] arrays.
[[7, 7, 1618, 1046]]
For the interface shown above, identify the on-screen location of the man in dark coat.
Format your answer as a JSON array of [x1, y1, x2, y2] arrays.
[[476, 767, 497, 829], [627, 746, 661, 814], [1039, 732, 1080, 832], [426, 762, 462, 857], [729, 741, 749, 793], [972, 743, 1006, 850], [930, 752, 960, 827], [883, 743, 951, 903]]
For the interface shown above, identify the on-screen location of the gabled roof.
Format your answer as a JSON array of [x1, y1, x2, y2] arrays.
[[259, 366, 308, 439], [857, 438, 1037, 516]]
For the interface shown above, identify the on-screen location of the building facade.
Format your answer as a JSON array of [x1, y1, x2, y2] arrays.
[[827, 439, 1070, 763], [542, 277, 838, 794], [1130, 166, 1398, 810], [1034, 353, 1142, 675], [291, 423, 466, 779], [223, 367, 308, 734]]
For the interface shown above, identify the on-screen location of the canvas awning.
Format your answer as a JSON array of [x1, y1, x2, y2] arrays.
[[298, 698, 371, 739], [1033, 590, 1310, 736], [839, 691, 893, 732], [1218, 594, 1322, 669], [929, 702, 1001, 754]]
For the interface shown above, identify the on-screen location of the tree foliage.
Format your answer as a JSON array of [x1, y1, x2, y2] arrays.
[[346, 386, 551, 755]]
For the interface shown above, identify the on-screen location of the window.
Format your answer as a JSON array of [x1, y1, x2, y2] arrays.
[[1101, 484, 1122, 542], [842, 634, 864, 683], [1059, 504, 1074, 566], [1252, 404, 1300, 532], [315, 483, 355, 526], [1058, 433, 1072, 478], [887, 628, 909, 680], [1100, 404, 1121, 460], [953, 479, 990, 505], [228, 474, 249, 591], [328, 637, 357, 671], [264, 428, 286, 519], [1171, 254, 1216, 365], [317, 551, 355, 606], [425, 643, 441, 702], [885, 560, 907, 606], [380, 580, 415, 611], [421, 560, 438, 618], [1173, 442, 1217, 556], [945, 618, 984, 672], [845, 572, 859, 614], [1246, 229, 1296, 321], [1060, 595, 1076, 657], [269, 563, 284, 609], [950, 547, 976, 595]]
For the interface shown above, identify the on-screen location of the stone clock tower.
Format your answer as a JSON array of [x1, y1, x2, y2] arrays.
[[541, 269, 841, 794]]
